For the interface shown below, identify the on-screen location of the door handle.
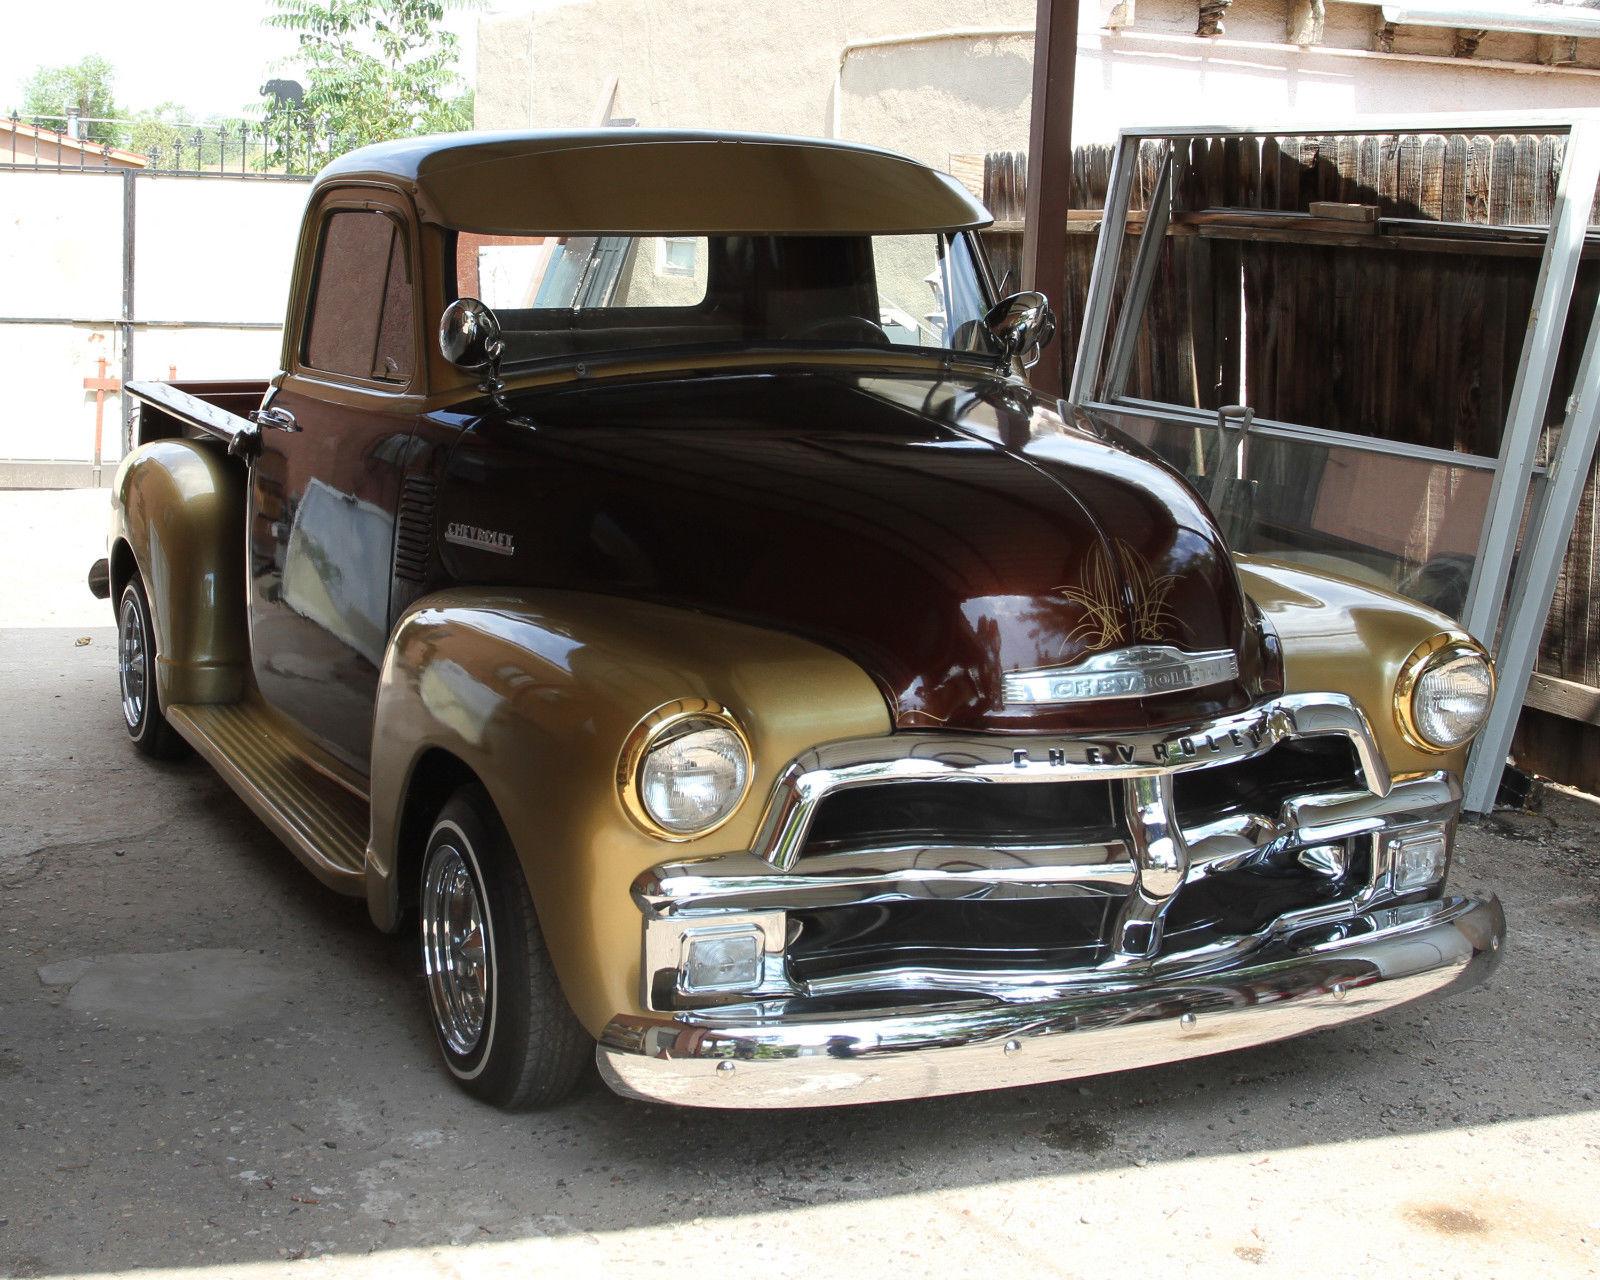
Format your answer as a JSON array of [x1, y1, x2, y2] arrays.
[[257, 406, 300, 433]]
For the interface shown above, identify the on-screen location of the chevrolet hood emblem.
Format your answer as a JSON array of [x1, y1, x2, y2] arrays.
[[1003, 645, 1241, 706]]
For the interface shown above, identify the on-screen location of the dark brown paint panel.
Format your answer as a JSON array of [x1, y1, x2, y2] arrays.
[[431, 368, 1278, 735]]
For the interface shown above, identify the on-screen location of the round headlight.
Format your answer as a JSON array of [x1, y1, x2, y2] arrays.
[[619, 701, 752, 839], [1396, 637, 1494, 752]]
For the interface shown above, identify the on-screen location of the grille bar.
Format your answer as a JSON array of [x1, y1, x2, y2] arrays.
[[393, 475, 437, 583]]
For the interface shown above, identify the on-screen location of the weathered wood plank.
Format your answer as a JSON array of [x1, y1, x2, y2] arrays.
[[1525, 672, 1600, 727], [989, 135, 1600, 742]]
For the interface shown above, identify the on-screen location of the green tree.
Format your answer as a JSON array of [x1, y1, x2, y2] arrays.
[[19, 55, 121, 145], [126, 104, 255, 170], [260, 0, 476, 174]]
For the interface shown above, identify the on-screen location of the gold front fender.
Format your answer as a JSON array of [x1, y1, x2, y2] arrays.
[[1237, 555, 1479, 779], [109, 439, 249, 706], [366, 589, 890, 1035]]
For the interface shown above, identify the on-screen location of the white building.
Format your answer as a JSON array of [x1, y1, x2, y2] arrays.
[[475, 0, 1600, 170]]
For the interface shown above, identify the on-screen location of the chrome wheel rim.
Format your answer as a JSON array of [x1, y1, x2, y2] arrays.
[[421, 843, 490, 1056], [118, 594, 147, 731]]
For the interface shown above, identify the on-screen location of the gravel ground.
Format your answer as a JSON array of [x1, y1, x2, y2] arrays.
[[1, 489, 1597, 1279]]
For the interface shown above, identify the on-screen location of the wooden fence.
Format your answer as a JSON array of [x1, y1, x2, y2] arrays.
[[984, 133, 1600, 788]]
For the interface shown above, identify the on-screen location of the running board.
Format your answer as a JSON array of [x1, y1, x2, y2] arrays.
[[167, 702, 369, 895]]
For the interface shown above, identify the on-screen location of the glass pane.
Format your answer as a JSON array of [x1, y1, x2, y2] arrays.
[[1114, 412, 1492, 620], [373, 228, 413, 382], [456, 234, 711, 310], [304, 211, 394, 377], [448, 232, 997, 367], [1104, 130, 1597, 462], [872, 234, 948, 346]]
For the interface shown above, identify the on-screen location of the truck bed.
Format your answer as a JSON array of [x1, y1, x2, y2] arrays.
[[124, 379, 269, 448]]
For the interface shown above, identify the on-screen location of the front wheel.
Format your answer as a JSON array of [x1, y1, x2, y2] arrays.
[[117, 575, 187, 760], [419, 785, 591, 1109]]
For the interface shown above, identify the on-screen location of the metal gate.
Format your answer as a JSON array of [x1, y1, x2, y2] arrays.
[[0, 145, 310, 486]]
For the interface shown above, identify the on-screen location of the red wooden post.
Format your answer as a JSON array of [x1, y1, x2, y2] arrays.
[[83, 355, 122, 485], [1021, 0, 1080, 398]]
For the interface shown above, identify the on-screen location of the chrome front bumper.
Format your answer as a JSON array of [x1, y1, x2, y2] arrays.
[[597, 893, 1504, 1108]]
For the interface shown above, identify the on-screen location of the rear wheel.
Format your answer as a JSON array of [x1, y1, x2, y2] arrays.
[[419, 785, 590, 1109], [117, 576, 187, 760]]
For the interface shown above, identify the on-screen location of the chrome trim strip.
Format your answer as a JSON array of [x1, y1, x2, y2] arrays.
[[1288, 773, 1457, 843], [748, 692, 1390, 872], [640, 779, 1455, 923], [635, 771, 1457, 1012], [597, 894, 1505, 1109], [639, 842, 1136, 917], [1003, 645, 1240, 705]]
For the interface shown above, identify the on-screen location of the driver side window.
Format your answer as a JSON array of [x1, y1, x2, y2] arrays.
[[303, 208, 415, 384]]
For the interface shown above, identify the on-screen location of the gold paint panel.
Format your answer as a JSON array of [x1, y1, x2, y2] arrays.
[[109, 439, 250, 706], [1236, 555, 1485, 778], [366, 589, 891, 1034]]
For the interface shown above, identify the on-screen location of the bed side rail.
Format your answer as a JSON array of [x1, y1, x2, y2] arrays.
[[124, 380, 267, 447]]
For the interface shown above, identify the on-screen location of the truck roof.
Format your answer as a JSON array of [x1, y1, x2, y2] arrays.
[[312, 129, 993, 236]]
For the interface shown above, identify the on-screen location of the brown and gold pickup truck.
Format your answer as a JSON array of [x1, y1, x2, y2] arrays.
[[89, 130, 1504, 1110]]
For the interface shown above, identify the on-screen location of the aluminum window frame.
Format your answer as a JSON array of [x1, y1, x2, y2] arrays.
[[1066, 111, 1600, 812]]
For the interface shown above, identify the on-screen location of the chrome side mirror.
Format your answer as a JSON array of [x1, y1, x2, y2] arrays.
[[983, 290, 1057, 370], [439, 297, 504, 372]]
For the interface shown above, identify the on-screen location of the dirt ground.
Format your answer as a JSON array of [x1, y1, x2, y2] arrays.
[[1, 488, 1597, 1279]]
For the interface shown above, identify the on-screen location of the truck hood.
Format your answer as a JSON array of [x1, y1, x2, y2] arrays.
[[436, 367, 1279, 734]]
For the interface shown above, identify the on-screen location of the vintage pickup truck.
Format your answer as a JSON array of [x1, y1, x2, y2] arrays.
[[90, 130, 1504, 1110]]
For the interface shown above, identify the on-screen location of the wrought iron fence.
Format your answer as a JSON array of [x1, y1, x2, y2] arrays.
[[1, 115, 356, 178]]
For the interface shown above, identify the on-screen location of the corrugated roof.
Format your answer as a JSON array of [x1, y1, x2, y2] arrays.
[[0, 119, 148, 167]]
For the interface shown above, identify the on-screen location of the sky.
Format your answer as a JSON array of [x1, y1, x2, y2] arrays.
[[2, 0, 481, 123]]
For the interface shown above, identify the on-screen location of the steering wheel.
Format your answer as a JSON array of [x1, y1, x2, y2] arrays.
[[790, 315, 891, 346]]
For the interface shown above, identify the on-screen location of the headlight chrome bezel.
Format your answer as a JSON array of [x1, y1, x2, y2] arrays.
[[1394, 632, 1495, 753], [617, 698, 753, 841]]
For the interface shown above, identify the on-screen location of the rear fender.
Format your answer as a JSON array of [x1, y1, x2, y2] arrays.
[[110, 439, 250, 706], [366, 589, 890, 1036]]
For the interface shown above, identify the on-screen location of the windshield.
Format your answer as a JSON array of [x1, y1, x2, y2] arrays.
[[449, 231, 998, 366]]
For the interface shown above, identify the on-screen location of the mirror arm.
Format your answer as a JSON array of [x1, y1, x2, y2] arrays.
[[479, 351, 512, 414]]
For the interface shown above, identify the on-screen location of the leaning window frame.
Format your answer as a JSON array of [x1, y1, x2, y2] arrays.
[[1064, 112, 1600, 814]]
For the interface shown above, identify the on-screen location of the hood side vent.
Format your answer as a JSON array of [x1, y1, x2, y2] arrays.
[[393, 475, 437, 584]]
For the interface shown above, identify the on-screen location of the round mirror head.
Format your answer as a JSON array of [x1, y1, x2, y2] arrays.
[[439, 297, 504, 372], [983, 290, 1057, 369]]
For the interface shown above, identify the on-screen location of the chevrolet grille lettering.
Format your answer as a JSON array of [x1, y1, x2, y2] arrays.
[[1007, 711, 1269, 769]]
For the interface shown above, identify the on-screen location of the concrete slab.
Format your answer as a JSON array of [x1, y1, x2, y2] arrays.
[[2, 489, 1598, 1279], [0, 486, 111, 630], [37, 950, 305, 1033]]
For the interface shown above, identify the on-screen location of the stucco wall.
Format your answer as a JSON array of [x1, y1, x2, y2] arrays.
[[476, 0, 1035, 146], [478, 0, 1600, 165]]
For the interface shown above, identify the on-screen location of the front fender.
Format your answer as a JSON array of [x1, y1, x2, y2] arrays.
[[110, 438, 249, 706], [366, 589, 891, 1035], [1237, 555, 1479, 779]]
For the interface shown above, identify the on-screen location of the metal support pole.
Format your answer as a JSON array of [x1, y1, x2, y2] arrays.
[[1464, 291, 1600, 812], [1460, 120, 1600, 648], [1067, 136, 1136, 406], [120, 167, 136, 465], [1103, 149, 1173, 401], [1020, 0, 1079, 398]]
